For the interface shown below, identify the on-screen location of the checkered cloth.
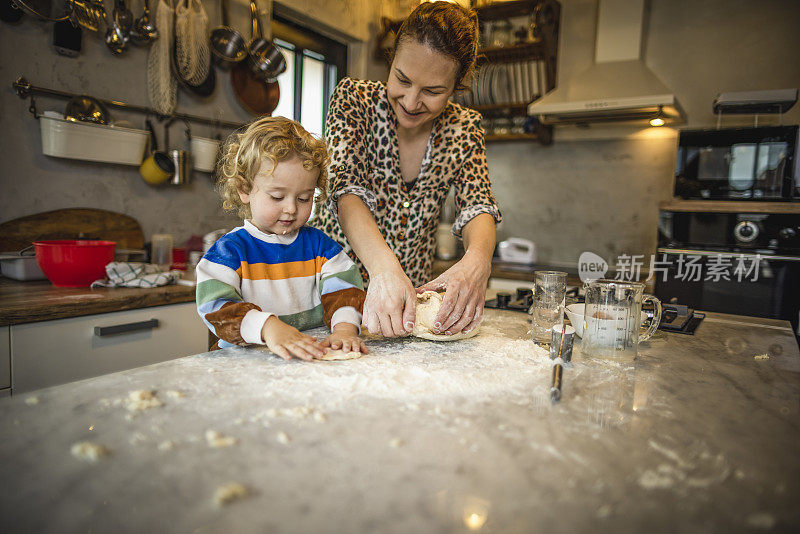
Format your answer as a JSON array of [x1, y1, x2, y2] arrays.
[[91, 262, 181, 288]]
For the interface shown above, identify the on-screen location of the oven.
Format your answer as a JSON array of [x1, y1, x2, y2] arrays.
[[655, 211, 800, 335]]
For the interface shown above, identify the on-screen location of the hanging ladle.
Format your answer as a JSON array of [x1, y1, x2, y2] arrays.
[[113, 0, 133, 37], [101, 2, 127, 55], [131, 0, 158, 44]]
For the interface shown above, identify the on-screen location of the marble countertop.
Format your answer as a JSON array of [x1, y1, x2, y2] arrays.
[[1, 309, 798, 533], [0, 277, 196, 326]]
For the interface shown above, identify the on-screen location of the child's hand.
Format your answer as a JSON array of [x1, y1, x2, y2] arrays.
[[261, 316, 326, 361], [321, 323, 369, 355]]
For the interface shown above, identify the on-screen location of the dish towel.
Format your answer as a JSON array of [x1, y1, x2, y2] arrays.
[[91, 262, 181, 288]]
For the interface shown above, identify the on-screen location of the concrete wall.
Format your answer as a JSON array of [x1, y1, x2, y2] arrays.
[[0, 0, 388, 247], [488, 0, 800, 269]]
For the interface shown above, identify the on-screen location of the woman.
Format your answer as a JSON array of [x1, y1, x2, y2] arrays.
[[315, 1, 501, 338]]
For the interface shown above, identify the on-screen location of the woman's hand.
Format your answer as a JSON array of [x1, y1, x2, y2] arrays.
[[416, 249, 491, 335], [261, 316, 326, 361], [362, 268, 418, 338]]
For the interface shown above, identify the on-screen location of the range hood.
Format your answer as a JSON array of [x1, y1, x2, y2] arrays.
[[528, 0, 684, 126]]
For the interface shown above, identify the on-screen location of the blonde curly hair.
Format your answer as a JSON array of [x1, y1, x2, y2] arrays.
[[216, 116, 329, 219]]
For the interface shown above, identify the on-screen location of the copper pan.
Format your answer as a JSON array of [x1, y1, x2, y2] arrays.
[[230, 63, 279, 116]]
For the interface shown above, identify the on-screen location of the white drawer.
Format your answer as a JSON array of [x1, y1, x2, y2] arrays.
[[1, 326, 10, 390], [11, 303, 208, 393]]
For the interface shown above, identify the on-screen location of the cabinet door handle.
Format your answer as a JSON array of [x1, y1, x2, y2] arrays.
[[94, 319, 159, 337]]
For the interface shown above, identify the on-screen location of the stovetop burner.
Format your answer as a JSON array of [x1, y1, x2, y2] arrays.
[[486, 287, 703, 335]]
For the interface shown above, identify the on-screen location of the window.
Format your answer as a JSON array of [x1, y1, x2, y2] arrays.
[[271, 15, 347, 138]]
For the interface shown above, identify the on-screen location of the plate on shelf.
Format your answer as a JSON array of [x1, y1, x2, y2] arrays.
[[481, 64, 491, 106], [475, 66, 483, 106], [518, 61, 528, 103], [493, 63, 509, 105], [483, 65, 494, 106], [528, 60, 539, 100]]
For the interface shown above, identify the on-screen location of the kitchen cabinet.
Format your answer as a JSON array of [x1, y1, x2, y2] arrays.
[[1, 326, 10, 396], [10, 302, 207, 394]]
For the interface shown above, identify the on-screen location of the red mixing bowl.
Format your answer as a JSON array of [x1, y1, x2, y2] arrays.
[[33, 240, 116, 287]]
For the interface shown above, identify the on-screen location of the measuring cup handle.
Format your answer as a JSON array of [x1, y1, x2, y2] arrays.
[[639, 294, 662, 342]]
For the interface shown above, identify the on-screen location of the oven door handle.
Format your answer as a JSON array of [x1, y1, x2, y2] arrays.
[[656, 248, 800, 262]]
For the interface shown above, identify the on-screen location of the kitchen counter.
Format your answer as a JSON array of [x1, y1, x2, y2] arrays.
[[0, 277, 196, 326], [1, 309, 798, 532]]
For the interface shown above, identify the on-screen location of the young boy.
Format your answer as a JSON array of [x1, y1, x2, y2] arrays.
[[196, 117, 367, 361]]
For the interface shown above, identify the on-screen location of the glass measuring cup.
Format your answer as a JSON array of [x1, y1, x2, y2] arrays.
[[582, 279, 662, 361], [530, 270, 567, 344]]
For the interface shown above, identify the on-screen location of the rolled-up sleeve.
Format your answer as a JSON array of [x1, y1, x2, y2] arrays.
[[325, 78, 379, 218], [451, 113, 502, 237]]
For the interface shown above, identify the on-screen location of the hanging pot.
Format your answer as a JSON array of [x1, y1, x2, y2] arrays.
[[139, 119, 175, 185], [209, 0, 246, 68], [230, 63, 279, 115], [246, 0, 285, 82], [0, 0, 24, 23]]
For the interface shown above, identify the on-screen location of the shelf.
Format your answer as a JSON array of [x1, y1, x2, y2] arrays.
[[659, 199, 800, 214], [475, 0, 538, 21], [469, 103, 535, 115], [13, 77, 243, 130], [485, 130, 552, 145], [478, 42, 545, 63]]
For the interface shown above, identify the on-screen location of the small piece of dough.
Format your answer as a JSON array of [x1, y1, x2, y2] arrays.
[[71, 441, 109, 462], [125, 390, 163, 412], [213, 482, 249, 506], [315, 349, 364, 361], [412, 291, 481, 341], [205, 430, 238, 448]]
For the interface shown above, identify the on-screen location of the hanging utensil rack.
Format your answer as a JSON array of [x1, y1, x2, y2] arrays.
[[13, 76, 243, 129]]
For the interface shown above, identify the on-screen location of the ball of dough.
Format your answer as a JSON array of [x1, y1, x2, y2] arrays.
[[412, 291, 480, 341]]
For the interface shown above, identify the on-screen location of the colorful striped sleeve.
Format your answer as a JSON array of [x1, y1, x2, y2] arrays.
[[195, 235, 271, 345], [315, 230, 366, 331]]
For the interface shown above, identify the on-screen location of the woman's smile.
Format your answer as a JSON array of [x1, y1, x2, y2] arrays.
[[386, 40, 457, 132]]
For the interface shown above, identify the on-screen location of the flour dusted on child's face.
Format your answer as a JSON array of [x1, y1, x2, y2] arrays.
[[238, 155, 319, 235]]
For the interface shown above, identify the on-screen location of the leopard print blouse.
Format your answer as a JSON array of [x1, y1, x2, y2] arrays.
[[313, 77, 502, 287]]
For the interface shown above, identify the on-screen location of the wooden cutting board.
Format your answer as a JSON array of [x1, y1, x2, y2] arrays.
[[0, 208, 145, 252]]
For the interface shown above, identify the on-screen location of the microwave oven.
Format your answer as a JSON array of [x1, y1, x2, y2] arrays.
[[674, 125, 799, 201]]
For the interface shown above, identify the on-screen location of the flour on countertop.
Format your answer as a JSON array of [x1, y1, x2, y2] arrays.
[[192, 314, 554, 410]]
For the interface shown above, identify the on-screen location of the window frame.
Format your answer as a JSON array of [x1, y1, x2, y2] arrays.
[[271, 14, 348, 136]]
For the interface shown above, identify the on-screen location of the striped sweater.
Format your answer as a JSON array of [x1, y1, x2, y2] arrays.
[[196, 220, 365, 348]]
